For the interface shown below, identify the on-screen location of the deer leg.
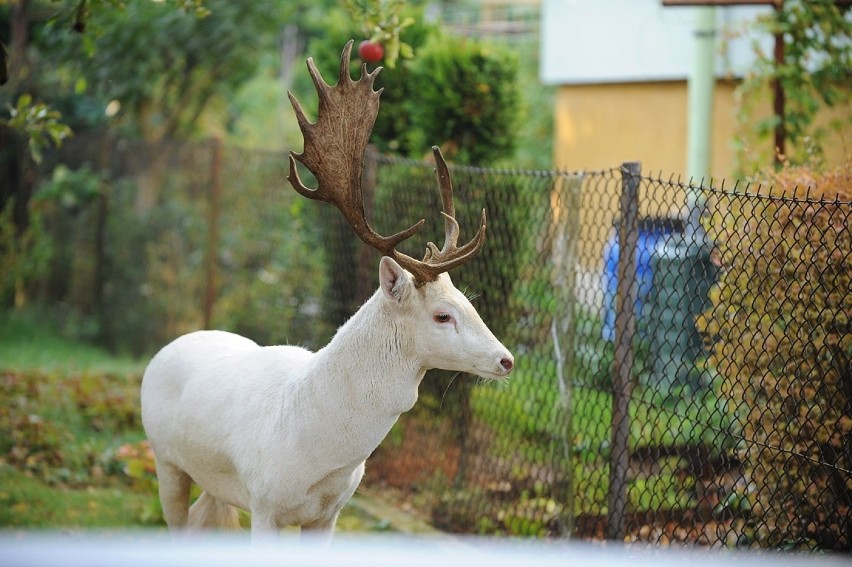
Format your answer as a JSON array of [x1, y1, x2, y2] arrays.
[[301, 512, 339, 546], [250, 508, 280, 540], [156, 461, 192, 530]]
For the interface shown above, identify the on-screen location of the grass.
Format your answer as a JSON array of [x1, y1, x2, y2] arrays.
[[475, 382, 702, 517], [0, 466, 383, 532], [0, 310, 145, 374], [475, 358, 722, 459], [0, 308, 386, 533], [467, 309, 725, 519], [0, 467, 154, 529]]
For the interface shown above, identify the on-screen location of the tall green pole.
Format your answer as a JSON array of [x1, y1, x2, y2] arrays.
[[646, 6, 720, 399], [687, 6, 716, 184]]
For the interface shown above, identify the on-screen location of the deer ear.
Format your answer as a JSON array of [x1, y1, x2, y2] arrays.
[[379, 256, 411, 303]]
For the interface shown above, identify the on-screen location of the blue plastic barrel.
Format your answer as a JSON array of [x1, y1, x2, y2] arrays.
[[601, 218, 682, 342]]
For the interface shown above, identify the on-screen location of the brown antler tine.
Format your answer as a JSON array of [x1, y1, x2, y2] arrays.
[[339, 39, 354, 82], [393, 251, 436, 285], [287, 91, 312, 138], [286, 88, 317, 199], [440, 209, 487, 262], [306, 57, 325, 95], [425, 211, 487, 271], [287, 153, 327, 202], [286, 58, 331, 203], [432, 146, 456, 220], [380, 218, 427, 252]]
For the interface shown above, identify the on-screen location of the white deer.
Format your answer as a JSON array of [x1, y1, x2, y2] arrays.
[[140, 40, 514, 543]]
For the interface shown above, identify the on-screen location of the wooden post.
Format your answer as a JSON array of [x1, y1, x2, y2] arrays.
[[203, 138, 222, 330], [357, 146, 378, 305], [606, 161, 641, 541], [94, 132, 112, 337], [772, 1, 785, 165]]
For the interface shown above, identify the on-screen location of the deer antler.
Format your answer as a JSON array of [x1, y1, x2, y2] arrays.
[[287, 40, 486, 287], [415, 146, 487, 277]]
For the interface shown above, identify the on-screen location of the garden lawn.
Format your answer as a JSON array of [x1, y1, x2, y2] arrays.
[[0, 310, 145, 374], [0, 467, 153, 529]]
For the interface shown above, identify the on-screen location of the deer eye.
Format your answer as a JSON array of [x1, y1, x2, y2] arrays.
[[434, 313, 452, 324]]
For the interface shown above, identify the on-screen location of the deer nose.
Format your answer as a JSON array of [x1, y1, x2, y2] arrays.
[[500, 357, 514, 372]]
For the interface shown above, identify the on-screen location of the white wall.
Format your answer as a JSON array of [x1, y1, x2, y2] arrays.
[[541, 0, 771, 85]]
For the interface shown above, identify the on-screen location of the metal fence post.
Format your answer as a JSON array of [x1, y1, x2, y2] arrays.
[[549, 173, 584, 537], [203, 137, 222, 330], [607, 161, 641, 541]]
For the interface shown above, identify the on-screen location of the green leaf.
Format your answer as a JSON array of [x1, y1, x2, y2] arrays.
[[125, 458, 146, 479], [74, 77, 88, 95], [17, 93, 32, 109]]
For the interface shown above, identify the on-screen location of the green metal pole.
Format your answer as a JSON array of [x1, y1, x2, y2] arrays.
[[687, 6, 716, 184], [646, 6, 720, 400]]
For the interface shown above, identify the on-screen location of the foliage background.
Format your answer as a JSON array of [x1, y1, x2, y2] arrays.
[[697, 164, 851, 549], [734, 0, 852, 173]]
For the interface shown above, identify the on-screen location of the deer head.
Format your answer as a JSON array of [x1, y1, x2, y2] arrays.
[[286, 40, 487, 287], [287, 40, 513, 380]]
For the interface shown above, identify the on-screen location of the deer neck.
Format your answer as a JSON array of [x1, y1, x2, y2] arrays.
[[304, 290, 423, 456]]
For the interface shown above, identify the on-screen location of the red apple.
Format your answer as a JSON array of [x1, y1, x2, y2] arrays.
[[358, 40, 384, 63]]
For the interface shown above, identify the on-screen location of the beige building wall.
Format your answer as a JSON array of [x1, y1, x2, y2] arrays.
[[553, 80, 741, 178]]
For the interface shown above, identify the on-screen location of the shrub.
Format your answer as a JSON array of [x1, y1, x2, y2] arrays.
[[303, 9, 520, 166], [212, 151, 332, 348], [697, 164, 851, 550], [404, 35, 520, 165]]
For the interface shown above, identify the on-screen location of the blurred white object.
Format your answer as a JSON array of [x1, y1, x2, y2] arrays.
[[1, 532, 849, 567]]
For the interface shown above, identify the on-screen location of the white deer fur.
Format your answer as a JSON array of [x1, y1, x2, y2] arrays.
[[141, 256, 513, 541]]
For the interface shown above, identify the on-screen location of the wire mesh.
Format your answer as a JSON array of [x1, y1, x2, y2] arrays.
[[30, 135, 851, 550]]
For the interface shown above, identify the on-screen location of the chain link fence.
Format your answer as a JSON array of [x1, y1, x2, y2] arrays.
[[31, 135, 851, 551]]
